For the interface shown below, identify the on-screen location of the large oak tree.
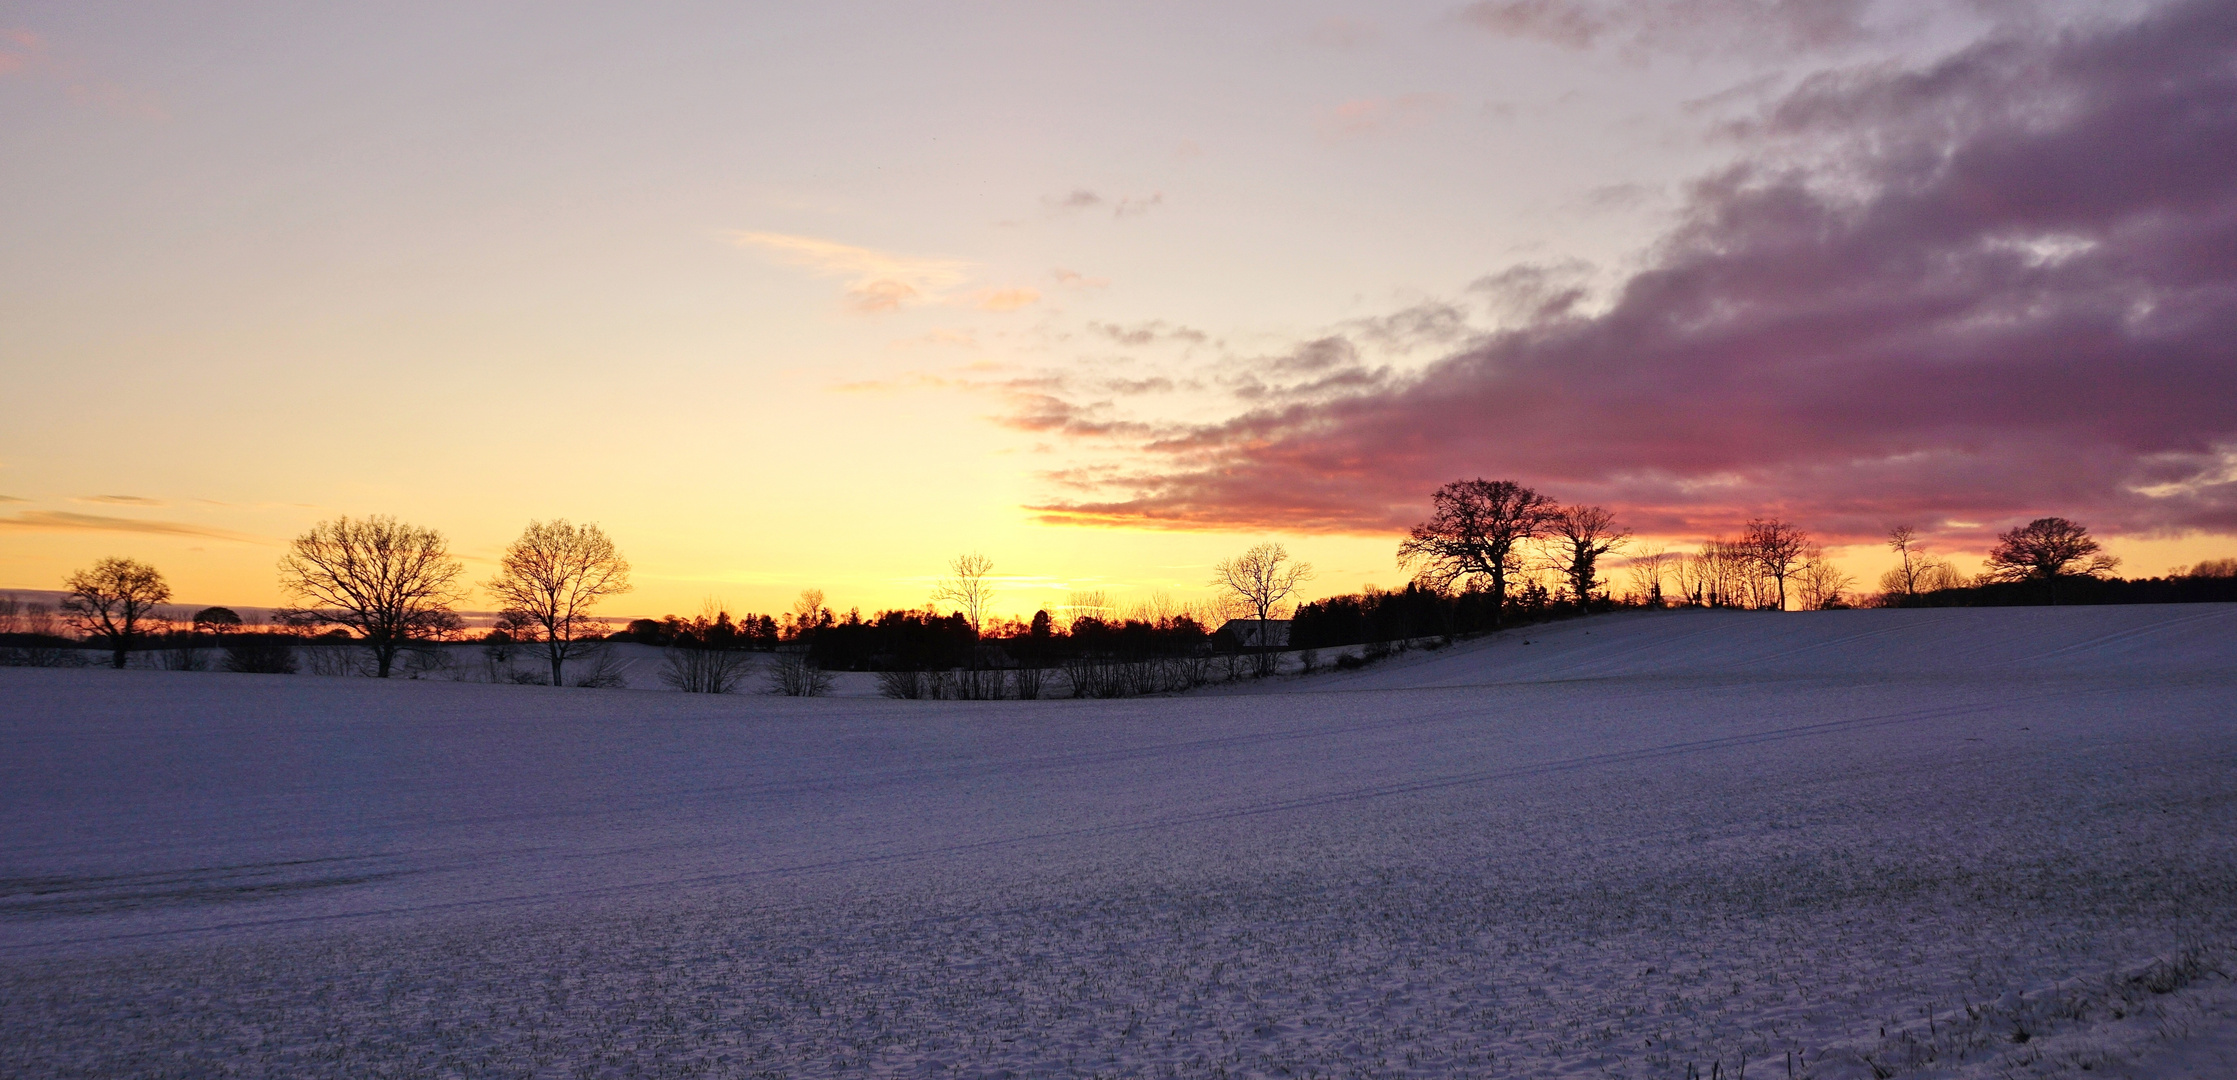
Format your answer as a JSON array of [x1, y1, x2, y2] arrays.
[[1397, 479, 1555, 627], [486, 519, 632, 687], [62, 556, 171, 669], [279, 515, 466, 678]]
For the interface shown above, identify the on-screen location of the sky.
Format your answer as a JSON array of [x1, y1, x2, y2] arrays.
[[2, 0, 2232, 620]]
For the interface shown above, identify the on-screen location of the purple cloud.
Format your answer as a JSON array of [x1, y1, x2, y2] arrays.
[[1033, 1, 2237, 543]]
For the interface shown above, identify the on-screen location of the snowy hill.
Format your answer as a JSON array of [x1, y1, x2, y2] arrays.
[[1283, 604, 2237, 689], [3, 604, 2233, 1078]]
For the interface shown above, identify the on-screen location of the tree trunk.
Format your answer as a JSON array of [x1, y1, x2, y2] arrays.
[[110, 643, 128, 669]]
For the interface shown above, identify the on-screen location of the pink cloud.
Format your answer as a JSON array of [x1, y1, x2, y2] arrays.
[[1319, 93, 1447, 140], [1033, 1, 2237, 544], [0, 28, 43, 75]]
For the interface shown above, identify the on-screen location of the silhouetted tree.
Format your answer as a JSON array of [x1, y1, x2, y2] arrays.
[[1740, 518, 1810, 610], [1884, 525, 1927, 598], [192, 606, 243, 632], [1550, 504, 1629, 605], [1398, 479, 1555, 627], [1983, 517, 2118, 604], [222, 618, 300, 674], [1625, 548, 1670, 607], [931, 552, 996, 638], [1214, 542, 1312, 676], [659, 606, 758, 693], [1212, 542, 1313, 629], [785, 589, 833, 640], [486, 519, 633, 687], [62, 556, 171, 668], [278, 515, 467, 678], [1795, 546, 1855, 610]]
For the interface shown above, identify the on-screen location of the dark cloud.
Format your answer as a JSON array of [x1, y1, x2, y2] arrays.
[[1034, 1, 2237, 541]]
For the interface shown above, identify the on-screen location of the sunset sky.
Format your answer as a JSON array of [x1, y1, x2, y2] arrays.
[[3, 0, 2232, 620]]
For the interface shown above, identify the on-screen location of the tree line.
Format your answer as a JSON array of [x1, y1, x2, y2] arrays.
[[10, 494, 2230, 686], [9, 515, 631, 682]]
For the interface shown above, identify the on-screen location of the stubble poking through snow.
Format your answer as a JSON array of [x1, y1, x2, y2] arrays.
[[4, 606, 2235, 1078]]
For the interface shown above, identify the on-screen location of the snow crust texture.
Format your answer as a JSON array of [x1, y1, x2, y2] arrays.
[[3, 606, 2235, 1079]]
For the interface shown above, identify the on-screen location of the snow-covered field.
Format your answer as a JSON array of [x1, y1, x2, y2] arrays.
[[3, 605, 2234, 1079]]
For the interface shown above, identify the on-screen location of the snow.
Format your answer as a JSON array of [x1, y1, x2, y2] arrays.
[[3, 605, 2234, 1078]]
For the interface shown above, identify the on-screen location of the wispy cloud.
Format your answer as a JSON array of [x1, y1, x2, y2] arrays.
[[1047, 189, 1102, 212], [1318, 94, 1447, 140], [0, 511, 267, 544], [974, 287, 1041, 312], [0, 26, 168, 118], [831, 362, 1186, 439], [1052, 267, 1111, 290], [74, 494, 164, 506], [1090, 321, 1209, 347], [1453, 0, 1876, 59], [0, 27, 40, 75], [1113, 193, 1164, 218], [729, 231, 1045, 314], [727, 231, 971, 313], [1038, 189, 1165, 221]]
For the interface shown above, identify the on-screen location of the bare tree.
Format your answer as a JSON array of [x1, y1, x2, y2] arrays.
[[1739, 518, 1810, 611], [1670, 546, 1706, 606], [1675, 537, 1755, 608], [1625, 548, 1670, 607], [62, 556, 171, 668], [767, 651, 835, 696], [1397, 479, 1556, 627], [931, 552, 996, 636], [1066, 589, 1113, 631], [1983, 517, 2118, 604], [486, 519, 632, 687], [1795, 546, 1856, 610], [278, 515, 467, 678], [1549, 505, 1630, 605], [659, 605, 757, 693], [1919, 559, 1971, 592], [1884, 525, 1927, 598], [1213, 542, 1314, 625], [787, 588, 832, 638]]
